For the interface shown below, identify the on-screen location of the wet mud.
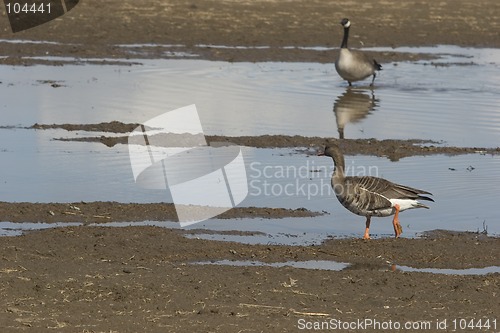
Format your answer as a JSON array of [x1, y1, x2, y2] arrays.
[[28, 121, 500, 160]]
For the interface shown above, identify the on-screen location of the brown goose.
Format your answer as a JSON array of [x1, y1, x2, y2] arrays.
[[319, 145, 433, 239], [335, 18, 382, 86]]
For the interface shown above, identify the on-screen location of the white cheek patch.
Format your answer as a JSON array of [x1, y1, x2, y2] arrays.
[[344, 21, 351, 28]]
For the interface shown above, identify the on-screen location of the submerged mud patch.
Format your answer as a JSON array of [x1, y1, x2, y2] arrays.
[[31, 121, 140, 133], [0, 202, 323, 224], [28, 121, 500, 160]]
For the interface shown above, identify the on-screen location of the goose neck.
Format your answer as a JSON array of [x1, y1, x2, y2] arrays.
[[333, 157, 345, 179], [341, 26, 349, 49]]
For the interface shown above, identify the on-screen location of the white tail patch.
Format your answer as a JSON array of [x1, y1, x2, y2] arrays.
[[389, 198, 421, 211]]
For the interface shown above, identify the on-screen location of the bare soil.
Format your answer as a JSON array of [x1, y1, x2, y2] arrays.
[[0, 1, 499, 332], [0, 227, 498, 332], [1, 0, 500, 64]]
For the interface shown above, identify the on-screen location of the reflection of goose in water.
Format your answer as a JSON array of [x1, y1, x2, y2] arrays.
[[333, 88, 379, 139]]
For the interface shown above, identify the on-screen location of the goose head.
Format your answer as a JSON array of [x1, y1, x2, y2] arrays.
[[340, 18, 351, 28], [320, 145, 343, 160], [319, 145, 346, 175]]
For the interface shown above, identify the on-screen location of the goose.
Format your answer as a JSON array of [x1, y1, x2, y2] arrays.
[[335, 18, 382, 86], [319, 145, 433, 239]]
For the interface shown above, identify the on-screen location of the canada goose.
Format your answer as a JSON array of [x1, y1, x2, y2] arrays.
[[319, 145, 433, 239], [335, 18, 382, 86]]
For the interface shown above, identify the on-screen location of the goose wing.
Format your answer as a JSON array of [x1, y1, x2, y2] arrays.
[[349, 50, 382, 71], [345, 176, 433, 212], [353, 176, 433, 201], [343, 176, 393, 212], [373, 179, 434, 202]]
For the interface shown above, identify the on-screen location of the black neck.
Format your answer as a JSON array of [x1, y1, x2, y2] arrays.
[[340, 26, 349, 49]]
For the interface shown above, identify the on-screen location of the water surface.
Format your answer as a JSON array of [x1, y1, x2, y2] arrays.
[[1, 45, 499, 238]]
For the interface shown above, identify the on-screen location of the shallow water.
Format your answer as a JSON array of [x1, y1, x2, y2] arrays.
[[193, 259, 500, 276], [0, 221, 82, 236], [194, 259, 350, 272], [1, 45, 499, 145], [0, 45, 499, 238], [1, 139, 498, 236]]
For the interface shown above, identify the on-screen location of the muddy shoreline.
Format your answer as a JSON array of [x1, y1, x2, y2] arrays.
[[1, 0, 500, 65], [1, 226, 498, 332]]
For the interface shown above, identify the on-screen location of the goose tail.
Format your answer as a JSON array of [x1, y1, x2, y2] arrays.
[[417, 195, 434, 202], [416, 202, 431, 209], [373, 60, 382, 71]]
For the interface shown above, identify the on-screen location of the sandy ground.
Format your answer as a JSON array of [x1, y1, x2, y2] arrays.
[[0, 0, 499, 332]]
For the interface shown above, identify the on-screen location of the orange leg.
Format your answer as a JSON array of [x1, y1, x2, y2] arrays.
[[363, 216, 371, 240], [392, 204, 403, 238]]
